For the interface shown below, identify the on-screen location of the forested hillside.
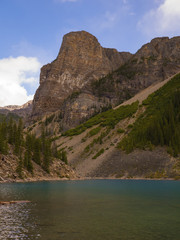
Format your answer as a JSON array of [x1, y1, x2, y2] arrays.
[[49, 73, 180, 179], [119, 73, 180, 157], [0, 115, 75, 182]]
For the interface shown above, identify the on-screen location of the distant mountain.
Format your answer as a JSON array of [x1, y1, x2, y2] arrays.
[[0, 100, 32, 119]]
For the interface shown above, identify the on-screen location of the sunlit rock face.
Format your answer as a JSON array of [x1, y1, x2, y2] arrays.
[[32, 31, 131, 116], [32, 32, 180, 130]]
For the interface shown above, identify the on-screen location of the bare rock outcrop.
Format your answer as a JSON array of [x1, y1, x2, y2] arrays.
[[90, 36, 180, 106], [32, 31, 132, 117], [0, 152, 76, 183]]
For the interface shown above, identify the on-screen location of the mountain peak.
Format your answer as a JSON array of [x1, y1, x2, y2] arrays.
[[63, 30, 97, 40], [32, 31, 131, 116]]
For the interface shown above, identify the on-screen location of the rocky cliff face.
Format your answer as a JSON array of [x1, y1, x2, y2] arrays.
[[91, 36, 180, 102], [32, 31, 180, 131], [32, 31, 131, 117]]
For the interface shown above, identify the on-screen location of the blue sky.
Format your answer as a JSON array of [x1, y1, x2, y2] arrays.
[[0, 0, 180, 106]]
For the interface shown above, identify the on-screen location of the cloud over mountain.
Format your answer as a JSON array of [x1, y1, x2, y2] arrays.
[[138, 0, 180, 36], [0, 56, 41, 107]]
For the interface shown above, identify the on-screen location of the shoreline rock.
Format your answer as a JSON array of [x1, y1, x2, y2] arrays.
[[0, 200, 31, 205]]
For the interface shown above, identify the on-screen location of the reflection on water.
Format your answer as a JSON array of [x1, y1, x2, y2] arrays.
[[0, 203, 40, 240], [0, 180, 180, 240]]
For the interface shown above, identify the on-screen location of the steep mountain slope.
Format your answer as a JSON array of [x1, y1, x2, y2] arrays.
[[50, 73, 180, 179], [91, 37, 180, 106], [31, 32, 180, 131], [32, 31, 131, 118]]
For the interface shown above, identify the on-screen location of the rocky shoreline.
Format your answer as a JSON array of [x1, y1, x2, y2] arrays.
[[0, 200, 31, 205], [0, 176, 178, 184]]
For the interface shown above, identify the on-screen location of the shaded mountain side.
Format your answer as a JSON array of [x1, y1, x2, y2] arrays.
[[31, 32, 180, 131], [43, 73, 180, 180], [89, 37, 180, 109], [0, 100, 33, 120]]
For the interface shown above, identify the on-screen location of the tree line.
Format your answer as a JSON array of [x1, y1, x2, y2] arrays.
[[119, 74, 180, 157], [0, 117, 67, 177]]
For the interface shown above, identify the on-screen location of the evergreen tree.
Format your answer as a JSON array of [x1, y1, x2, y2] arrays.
[[8, 117, 13, 144], [61, 150, 68, 164], [24, 134, 34, 174], [15, 118, 23, 155], [58, 150, 68, 164], [16, 153, 23, 179], [32, 138, 41, 165], [42, 138, 51, 173], [0, 114, 60, 175]]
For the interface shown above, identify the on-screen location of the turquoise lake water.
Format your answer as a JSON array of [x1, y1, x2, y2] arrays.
[[0, 180, 180, 240]]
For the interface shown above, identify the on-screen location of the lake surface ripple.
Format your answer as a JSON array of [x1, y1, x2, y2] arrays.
[[0, 180, 180, 240]]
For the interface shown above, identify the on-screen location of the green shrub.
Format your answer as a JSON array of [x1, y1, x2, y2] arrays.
[[45, 114, 55, 126], [174, 176, 180, 180], [115, 63, 137, 79], [117, 128, 125, 134], [88, 126, 102, 137], [63, 101, 139, 136], [58, 150, 68, 164], [92, 148, 104, 159], [68, 91, 81, 100], [83, 128, 110, 154]]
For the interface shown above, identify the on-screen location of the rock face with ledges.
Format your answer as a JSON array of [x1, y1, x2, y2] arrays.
[[32, 31, 131, 116], [90, 36, 180, 107], [32, 31, 180, 130]]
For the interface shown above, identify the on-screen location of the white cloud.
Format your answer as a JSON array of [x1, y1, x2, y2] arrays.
[[138, 0, 180, 36], [0, 56, 41, 107]]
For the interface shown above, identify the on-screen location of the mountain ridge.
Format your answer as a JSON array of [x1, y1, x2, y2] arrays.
[[32, 31, 132, 117], [31, 31, 180, 132], [1, 73, 180, 182], [0, 32, 180, 182]]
